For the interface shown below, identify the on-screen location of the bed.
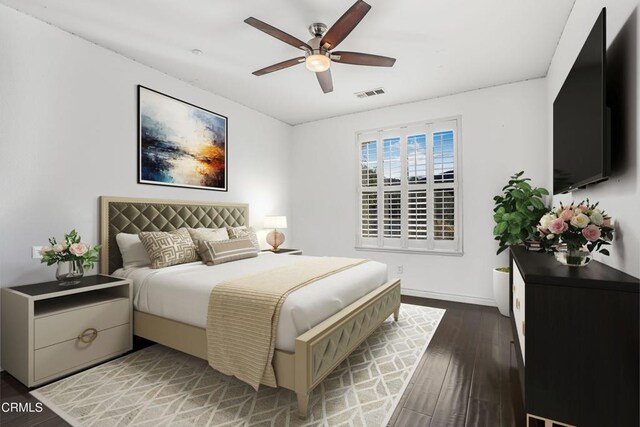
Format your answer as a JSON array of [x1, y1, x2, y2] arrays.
[[99, 196, 401, 417]]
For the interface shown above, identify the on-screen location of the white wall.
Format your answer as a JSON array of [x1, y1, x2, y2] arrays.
[[0, 5, 293, 289], [290, 79, 549, 305], [547, 0, 639, 277]]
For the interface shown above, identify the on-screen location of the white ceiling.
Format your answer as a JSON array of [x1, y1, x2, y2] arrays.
[[1, 0, 575, 125]]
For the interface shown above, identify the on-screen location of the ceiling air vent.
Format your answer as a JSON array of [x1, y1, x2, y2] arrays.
[[355, 88, 386, 98]]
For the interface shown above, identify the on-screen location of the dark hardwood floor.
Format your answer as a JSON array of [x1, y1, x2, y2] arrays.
[[0, 296, 524, 427], [389, 296, 525, 427], [0, 371, 67, 427]]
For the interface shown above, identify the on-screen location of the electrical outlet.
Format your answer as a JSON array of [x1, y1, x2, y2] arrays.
[[396, 265, 404, 275], [32, 246, 43, 259]]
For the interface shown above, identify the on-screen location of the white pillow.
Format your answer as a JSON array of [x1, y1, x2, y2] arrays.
[[115, 233, 152, 268], [187, 227, 229, 245]]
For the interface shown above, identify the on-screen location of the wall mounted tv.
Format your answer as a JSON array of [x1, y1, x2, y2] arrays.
[[553, 8, 610, 194]]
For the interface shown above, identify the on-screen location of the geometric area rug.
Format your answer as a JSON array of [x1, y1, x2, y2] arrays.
[[32, 304, 445, 427]]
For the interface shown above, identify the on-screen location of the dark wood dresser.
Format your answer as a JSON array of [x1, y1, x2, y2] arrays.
[[509, 246, 639, 427]]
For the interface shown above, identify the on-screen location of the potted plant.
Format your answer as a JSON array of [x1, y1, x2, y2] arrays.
[[491, 171, 549, 316], [492, 267, 511, 316]]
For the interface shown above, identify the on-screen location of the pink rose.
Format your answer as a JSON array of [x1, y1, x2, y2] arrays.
[[69, 243, 88, 256], [582, 225, 601, 242], [603, 218, 611, 227], [548, 218, 568, 234], [559, 209, 573, 222]]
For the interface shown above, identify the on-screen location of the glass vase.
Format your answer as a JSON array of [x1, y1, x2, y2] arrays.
[[56, 260, 84, 285], [555, 247, 591, 267]]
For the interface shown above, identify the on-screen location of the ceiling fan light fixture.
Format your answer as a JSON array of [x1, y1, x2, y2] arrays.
[[244, 1, 395, 93], [305, 54, 330, 72]]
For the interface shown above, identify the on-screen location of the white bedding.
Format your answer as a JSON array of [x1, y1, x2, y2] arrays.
[[113, 253, 388, 352]]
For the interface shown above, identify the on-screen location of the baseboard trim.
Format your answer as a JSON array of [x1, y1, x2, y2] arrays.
[[401, 287, 496, 307]]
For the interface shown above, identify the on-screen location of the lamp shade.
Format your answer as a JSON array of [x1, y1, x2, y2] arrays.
[[264, 215, 287, 229]]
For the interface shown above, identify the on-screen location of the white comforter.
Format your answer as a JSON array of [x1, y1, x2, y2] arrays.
[[113, 253, 388, 352]]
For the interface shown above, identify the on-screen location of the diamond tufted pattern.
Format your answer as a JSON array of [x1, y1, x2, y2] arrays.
[[310, 285, 401, 384], [106, 200, 247, 273]]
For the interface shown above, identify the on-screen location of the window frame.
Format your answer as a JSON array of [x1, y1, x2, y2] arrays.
[[355, 116, 463, 255]]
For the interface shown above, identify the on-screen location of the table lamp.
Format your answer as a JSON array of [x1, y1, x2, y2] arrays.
[[264, 216, 287, 251]]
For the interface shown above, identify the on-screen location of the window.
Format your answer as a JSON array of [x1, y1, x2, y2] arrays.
[[356, 118, 461, 254]]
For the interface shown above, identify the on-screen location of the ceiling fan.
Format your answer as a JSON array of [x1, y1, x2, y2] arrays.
[[244, 0, 396, 94]]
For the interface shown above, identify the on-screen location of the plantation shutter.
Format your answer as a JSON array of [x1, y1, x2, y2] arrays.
[[406, 131, 429, 249], [356, 118, 461, 253], [430, 120, 459, 251], [360, 139, 378, 242]]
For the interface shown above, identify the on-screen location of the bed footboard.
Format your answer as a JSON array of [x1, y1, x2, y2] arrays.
[[130, 279, 401, 419], [293, 279, 401, 417]]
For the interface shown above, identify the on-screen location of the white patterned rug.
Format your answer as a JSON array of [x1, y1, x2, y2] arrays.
[[32, 303, 444, 427]]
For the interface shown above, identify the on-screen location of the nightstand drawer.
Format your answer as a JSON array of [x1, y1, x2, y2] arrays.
[[34, 323, 130, 382], [34, 298, 130, 349]]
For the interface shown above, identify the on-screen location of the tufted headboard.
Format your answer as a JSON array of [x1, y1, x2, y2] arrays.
[[100, 196, 249, 274]]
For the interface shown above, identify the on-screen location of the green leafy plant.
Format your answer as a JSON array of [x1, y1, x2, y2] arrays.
[[493, 171, 549, 254], [40, 230, 101, 269]]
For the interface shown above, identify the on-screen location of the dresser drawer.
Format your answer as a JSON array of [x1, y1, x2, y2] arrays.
[[34, 323, 130, 382], [512, 263, 526, 363], [34, 298, 129, 349]]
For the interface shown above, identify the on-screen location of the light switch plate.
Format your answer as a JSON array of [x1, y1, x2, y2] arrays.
[[32, 246, 43, 259]]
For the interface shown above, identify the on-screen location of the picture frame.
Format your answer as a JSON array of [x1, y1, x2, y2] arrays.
[[138, 85, 228, 192]]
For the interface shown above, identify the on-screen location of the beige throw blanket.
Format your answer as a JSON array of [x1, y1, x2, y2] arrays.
[[206, 257, 368, 390]]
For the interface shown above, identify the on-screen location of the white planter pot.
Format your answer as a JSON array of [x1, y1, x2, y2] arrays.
[[493, 268, 510, 317]]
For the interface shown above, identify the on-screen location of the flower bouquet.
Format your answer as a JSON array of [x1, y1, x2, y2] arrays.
[[535, 200, 613, 266], [40, 230, 100, 283]]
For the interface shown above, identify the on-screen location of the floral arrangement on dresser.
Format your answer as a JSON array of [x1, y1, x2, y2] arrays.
[[40, 230, 100, 283], [535, 200, 614, 266]]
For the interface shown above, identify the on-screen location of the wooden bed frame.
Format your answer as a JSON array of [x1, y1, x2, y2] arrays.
[[99, 196, 401, 417]]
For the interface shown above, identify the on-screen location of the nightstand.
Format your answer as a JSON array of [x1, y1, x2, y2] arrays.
[[1, 275, 132, 387], [261, 248, 303, 255]]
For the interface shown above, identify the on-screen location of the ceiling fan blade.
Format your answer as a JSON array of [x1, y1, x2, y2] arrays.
[[320, 0, 371, 50], [332, 51, 396, 67], [252, 57, 305, 76], [316, 69, 333, 93], [244, 17, 312, 51]]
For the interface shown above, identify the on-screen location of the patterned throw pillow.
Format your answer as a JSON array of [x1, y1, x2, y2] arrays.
[[187, 228, 229, 253], [199, 238, 258, 266], [138, 228, 199, 269], [226, 226, 260, 251]]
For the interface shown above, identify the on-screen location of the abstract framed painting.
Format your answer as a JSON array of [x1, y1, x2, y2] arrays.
[[138, 85, 227, 191]]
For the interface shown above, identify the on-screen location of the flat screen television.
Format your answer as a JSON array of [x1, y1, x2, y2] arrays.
[[553, 8, 610, 194]]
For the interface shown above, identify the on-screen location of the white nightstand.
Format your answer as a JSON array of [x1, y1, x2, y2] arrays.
[[1, 275, 132, 387], [261, 248, 303, 255]]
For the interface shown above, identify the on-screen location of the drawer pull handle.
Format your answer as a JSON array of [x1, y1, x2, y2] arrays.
[[515, 298, 520, 310], [78, 328, 98, 343]]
